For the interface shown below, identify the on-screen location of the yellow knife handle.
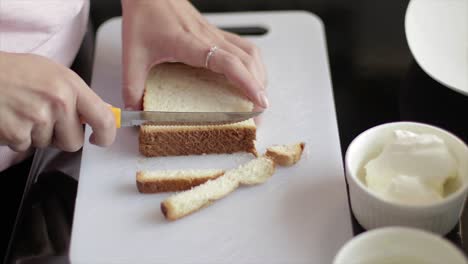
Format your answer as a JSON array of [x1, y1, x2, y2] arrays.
[[80, 105, 121, 128], [110, 106, 121, 128]]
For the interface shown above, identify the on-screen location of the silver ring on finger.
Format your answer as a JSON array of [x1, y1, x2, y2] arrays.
[[205, 45, 218, 69]]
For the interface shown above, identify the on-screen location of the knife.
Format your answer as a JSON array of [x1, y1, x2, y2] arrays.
[[108, 106, 262, 128]]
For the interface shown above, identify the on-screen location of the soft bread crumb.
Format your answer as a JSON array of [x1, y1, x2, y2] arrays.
[[265, 142, 305, 166], [161, 156, 275, 221]]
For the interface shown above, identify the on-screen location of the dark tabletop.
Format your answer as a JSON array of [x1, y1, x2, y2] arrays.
[[2, 0, 467, 263]]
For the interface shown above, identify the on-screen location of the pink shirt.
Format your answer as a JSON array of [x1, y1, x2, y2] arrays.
[[0, 0, 89, 172]]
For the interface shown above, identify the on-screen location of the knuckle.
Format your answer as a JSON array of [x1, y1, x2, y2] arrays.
[[245, 43, 260, 57], [93, 112, 116, 147], [102, 112, 116, 131], [32, 106, 50, 127], [94, 109, 116, 132], [10, 131, 29, 146], [224, 54, 242, 68], [197, 19, 208, 30], [50, 88, 71, 111], [198, 25, 212, 36], [181, 22, 191, 34], [200, 25, 222, 40], [45, 75, 64, 92], [9, 136, 31, 152], [243, 56, 256, 72], [44, 76, 73, 112]]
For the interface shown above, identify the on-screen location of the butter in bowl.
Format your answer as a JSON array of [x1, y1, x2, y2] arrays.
[[345, 122, 468, 235]]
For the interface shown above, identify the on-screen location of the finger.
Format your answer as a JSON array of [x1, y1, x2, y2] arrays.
[[252, 103, 265, 127], [8, 143, 31, 153], [26, 103, 53, 148], [7, 123, 32, 152], [218, 39, 265, 92], [53, 111, 84, 152], [122, 45, 148, 110], [172, 34, 210, 69], [31, 120, 54, 148], [172, 35, 268, 108], [75, 80, 116, 147], [221, 31, 267, 87], [208, 48, 269, 108]]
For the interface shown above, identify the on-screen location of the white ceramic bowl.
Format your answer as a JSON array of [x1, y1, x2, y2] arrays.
[[333, 227, 468, 264], [405, 0, 467, 95], [345, 122, 468, 235]]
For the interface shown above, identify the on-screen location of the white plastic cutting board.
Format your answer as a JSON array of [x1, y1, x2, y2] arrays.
[[70, 11, 353, 264]]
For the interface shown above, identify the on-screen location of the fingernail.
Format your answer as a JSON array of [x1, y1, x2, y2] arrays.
[[125, 106, 135, 111], [257, 91, 269, 108]]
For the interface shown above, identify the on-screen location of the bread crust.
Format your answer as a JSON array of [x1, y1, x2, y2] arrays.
[[265, 142, 305, 166], [160, 201, 173, 220], [139, 125, 256, 157], [136, 171, 225, 193]]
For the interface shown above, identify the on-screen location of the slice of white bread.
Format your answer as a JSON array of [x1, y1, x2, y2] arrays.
[[161, 156, 275, 221], [136, 169, 225, 193], [139, 63, 257, 157], [136, 142, 306, 194], [265, 142, 305, 166]]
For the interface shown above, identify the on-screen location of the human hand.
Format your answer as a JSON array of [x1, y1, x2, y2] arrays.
[[0, 52, 116, 152], [121, 0, 268, 110]]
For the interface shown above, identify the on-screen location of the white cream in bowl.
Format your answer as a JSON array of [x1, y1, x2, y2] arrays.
[[364, 129, 458, 205], [345, 122, 468, 234]]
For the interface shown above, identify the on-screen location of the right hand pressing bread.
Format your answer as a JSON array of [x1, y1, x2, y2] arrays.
[[121, 0, 269, 110]]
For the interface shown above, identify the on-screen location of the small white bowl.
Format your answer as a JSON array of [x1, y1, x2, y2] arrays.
[[345, 122, 468, 235], [333, 227, 468, 264]]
